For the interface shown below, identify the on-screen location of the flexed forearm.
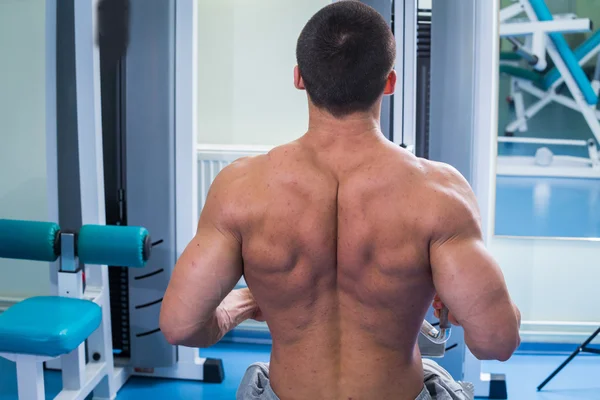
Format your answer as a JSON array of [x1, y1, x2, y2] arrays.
[[162, 288, 260, 348]]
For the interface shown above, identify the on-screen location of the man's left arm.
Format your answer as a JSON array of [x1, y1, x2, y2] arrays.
[[159, 165, 258, 348]]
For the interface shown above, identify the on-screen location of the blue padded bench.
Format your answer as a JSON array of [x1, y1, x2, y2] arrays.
[[0, 219, 151, 400], [0, 296, 101, 357]]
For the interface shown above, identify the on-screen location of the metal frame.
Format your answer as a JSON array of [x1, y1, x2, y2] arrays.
[[46, 0, 60, 303], [499, 0, 591, 72], [122, 0, 217, 381], [394, 0, 418, 151], [0, 353, 49, 400], [500, 1, 546, 71], [538, 326, 600, 391], [500, 1, 524, 22], [171, 0, 207, 376], [360, 0, 394, 140], [123, 0, 178, 369], [72, 0, 117, 397], [467, 1, 505, 397], [500, 18, 592, 37]]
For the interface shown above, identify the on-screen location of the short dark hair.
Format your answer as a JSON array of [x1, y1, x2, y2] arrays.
[[296, 1, 396, 118]]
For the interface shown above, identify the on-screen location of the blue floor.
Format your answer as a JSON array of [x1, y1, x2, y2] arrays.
[[496, 75, 600, 238], [494, 174, 600, 238], [1, 343, 600, 399], [0, 343, 270, 399], [495, 138, 600, 238]]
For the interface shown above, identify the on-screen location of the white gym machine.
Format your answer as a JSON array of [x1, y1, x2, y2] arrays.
[[498, 0, 600, 179], [0, 0, 221, 398]]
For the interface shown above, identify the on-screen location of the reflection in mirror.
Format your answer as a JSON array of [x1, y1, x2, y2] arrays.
[[496, 0, 600, 239]]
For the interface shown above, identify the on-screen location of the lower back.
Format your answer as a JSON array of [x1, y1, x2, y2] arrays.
[[267, 322, 426, 400], [247, 267, 433, 400]]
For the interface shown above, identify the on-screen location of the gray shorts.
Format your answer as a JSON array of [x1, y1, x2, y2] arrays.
[[236, 358, 474, 400]]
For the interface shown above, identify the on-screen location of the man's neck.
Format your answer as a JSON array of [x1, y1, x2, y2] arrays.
[[303, 106, 385, 147]]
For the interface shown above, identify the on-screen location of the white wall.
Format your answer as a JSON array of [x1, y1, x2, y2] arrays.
[[196, 0, 331, 146], [490, 237, 600, 344], [0, 0, 51, 299]]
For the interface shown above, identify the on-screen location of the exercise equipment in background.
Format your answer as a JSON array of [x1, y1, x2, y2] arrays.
[[498, 0, 600, 179], [36, 0, 225, 392], [0, 220, 155, 400]]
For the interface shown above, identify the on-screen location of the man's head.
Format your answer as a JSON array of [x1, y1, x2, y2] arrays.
[[295, 1, 397, 118]]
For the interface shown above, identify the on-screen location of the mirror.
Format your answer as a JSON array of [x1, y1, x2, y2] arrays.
[[495, 0, 600, 239]]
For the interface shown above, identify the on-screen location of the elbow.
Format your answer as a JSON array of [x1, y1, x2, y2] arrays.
[[162, 329, 183, 347], [159, 317, 188, 347], [491, 335, 519, 362], [468, 325, 521, 362], [162, 327, 184, 347], [494, 339, 520, 362], [159, 311, 219, 348], [159, 311, 192, 347], [469, 341, 518, 362], [161, 322, 213, 348], [496, 320, 522, 361]]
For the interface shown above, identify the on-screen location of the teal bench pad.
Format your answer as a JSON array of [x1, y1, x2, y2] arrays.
[[0, 219, 60, 262], [500, 65, 544, 84], [0, 296, 101, 357]]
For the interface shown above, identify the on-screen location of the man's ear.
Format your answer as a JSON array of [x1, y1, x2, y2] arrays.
[[294, 65, 306, 90], [383, 70, 397, 95]]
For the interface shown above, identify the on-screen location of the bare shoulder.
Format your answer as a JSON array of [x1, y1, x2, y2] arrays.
[[420, 160, 474, 201], [210, 141, 306, 199], [209, 155, 264, 192], [418, 159, 482, 242], [202, 154, 267, 232]]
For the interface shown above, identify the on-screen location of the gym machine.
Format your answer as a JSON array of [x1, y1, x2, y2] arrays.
[[43, 0, 222, 397]]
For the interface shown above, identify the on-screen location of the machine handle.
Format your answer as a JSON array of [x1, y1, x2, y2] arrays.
[[507, 36, 540, 66], [420, 307, 452, 344]]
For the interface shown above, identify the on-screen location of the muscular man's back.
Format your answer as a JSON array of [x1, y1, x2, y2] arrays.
[[161, 4, 521, 399], [235, 134, 440, 400], [162, 126, 519, 398]]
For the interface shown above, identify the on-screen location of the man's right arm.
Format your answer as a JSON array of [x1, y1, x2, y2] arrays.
[[428, 165, 521, 362]]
